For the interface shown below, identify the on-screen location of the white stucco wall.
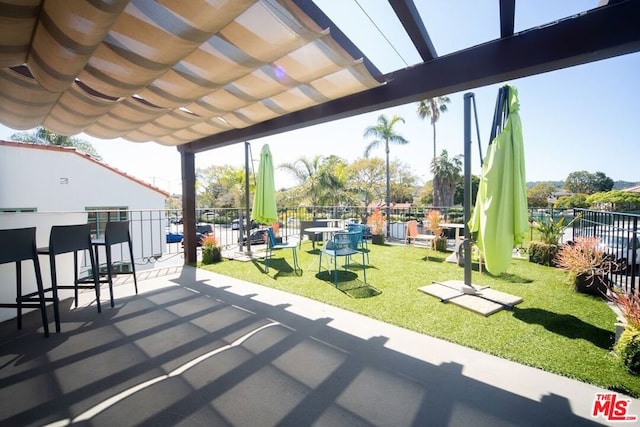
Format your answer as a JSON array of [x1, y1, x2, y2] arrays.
[[0, 144, 164, 211]]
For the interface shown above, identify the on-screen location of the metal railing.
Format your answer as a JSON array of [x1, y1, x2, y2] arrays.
[[572, 208, 639, 292], [9, 207, 637, 291]]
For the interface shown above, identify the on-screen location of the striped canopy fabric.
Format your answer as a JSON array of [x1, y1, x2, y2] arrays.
[[0, 0, 382, 146]]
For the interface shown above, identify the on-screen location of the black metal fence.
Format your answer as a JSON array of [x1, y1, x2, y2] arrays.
[[60, 206, 639, 292], [572, 208, 639, 292], [184, 205, 468, 245]]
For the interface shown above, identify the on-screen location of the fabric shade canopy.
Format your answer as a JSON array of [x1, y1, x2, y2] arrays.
[[251, 143, 277, 225], [469, 85, 529, 275], [0, 0, 382, 146]]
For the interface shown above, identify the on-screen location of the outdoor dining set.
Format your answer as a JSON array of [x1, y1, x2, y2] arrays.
[[0, 221, 137, 337], [263, 220, 369, 287]]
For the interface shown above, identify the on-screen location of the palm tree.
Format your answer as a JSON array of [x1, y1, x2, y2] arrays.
[[279, 155, 324, 214], [363, 114, 408, 237], [417, 97, 451, 160], [317, 155, 357, 217], [431, 149, 462, 207]]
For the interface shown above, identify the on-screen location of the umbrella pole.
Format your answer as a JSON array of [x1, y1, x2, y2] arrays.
[[244, 141, 252, 255], [463, 93, 473, 287]]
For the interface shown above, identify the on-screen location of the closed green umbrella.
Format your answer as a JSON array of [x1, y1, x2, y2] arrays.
[[251, 144, 278, 225], [469, 85, 528, 275]]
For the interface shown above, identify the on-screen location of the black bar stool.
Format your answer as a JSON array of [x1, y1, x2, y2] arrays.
[[38, 223, 101, 333], [92, 221, 138, 308], [0, 227, 49, 337]]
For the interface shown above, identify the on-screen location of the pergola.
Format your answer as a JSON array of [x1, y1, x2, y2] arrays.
[[1, 0, 639, 263]]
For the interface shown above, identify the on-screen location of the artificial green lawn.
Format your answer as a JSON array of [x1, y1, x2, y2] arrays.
[[199, 241, 640, 397]]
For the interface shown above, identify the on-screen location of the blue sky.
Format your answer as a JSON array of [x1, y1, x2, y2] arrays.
[[1, 1, 638, 194]]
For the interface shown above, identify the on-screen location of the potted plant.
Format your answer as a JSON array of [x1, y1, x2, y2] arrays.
[[426, 210, 447, 252], [367, 209, 385, 245], [272, 221, 282, 243], [201, 234, 221, 264], [608, 289, 640, 375], [555, 236, 613, 296]]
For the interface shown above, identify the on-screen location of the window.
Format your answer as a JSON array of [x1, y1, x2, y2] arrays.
[[86, 207, 128, 238]]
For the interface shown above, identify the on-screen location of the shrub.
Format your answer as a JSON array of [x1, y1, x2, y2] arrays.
[[529, 241, 559, 266], [616, 326, 640, 375], [608, 289, 640, 374], [535, 213, 579, 245]]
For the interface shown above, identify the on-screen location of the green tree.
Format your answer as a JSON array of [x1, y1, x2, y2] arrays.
[[276, 186, 305, 208], [389, 160, 417, 203], [317, 155, 357, 210], [554, 194, 589, 209], [564, 170, 614, 195], [587, 190, 640, 211], [348, 157, 385, 208], [417, 181, 434, 205], [364, 114, 408, 236], [10, 126, 102, 160], [453, 174, 480, 206], [279, 155, 324, 212], [417, 97, 451, 160], [197, 165, 250, 208], [430, 149, 462, 207], [564, 171, 592, 194], [593, 171, 614, 192], [165, 194, 182, 211], [527, 182, 558, 208]]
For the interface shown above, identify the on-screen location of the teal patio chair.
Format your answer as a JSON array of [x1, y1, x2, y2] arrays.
[[347, 223, 370, 264], [319, 230, 367, 287], [265, 227, 300, 274]]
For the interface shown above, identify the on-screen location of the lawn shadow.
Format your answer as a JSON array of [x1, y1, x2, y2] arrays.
[[258, 257, 300, 278], [250, 259, 266, 273], [512, 307, 614, 350], [419, 255, 445, 263], [481, 271, 534, 284], [343, 261, 377, 272], [315, 270, 381, 298]]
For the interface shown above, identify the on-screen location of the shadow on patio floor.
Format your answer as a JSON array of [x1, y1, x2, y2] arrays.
[[0, 266, 613, 426]]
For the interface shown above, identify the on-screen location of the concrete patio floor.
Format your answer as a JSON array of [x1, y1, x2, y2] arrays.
[[0, 265, 637, 426]]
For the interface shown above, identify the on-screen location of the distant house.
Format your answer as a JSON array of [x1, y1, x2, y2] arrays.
[[547, 189, 573, 205], [0, 140, 169, 321]]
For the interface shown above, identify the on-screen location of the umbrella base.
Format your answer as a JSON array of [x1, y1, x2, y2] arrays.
[[222, 250, 266, 262], [418, 280, 522, 316]]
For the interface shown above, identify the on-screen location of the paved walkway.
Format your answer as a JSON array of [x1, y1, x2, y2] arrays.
[[1, 265, 638, 426]]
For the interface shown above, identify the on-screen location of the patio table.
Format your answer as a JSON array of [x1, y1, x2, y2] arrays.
[[442, 223, 465, 263], [303, 226, 344, 243]]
